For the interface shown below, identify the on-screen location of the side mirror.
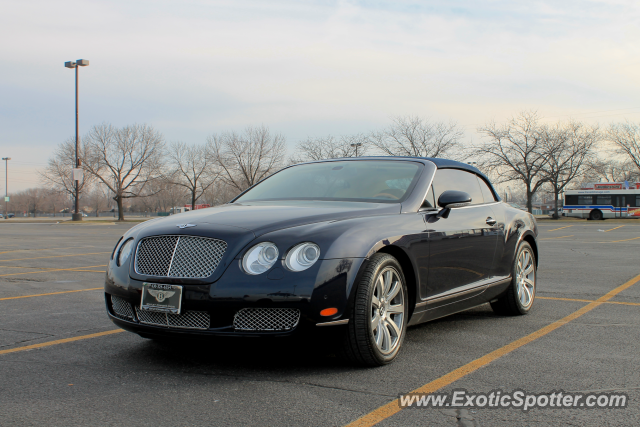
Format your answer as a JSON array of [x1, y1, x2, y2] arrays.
[[436, 191, 471, 219], [438, 190, 472, 208]]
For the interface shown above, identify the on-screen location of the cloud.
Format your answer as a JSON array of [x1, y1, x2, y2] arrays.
[[1, 0, 640, 191]]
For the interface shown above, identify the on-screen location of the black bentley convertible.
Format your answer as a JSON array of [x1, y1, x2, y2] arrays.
[[105, 157, 538, 366]]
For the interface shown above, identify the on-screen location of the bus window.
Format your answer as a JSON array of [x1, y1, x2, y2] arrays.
[[578, 196, 593, 205], [597, 196, 611, 205], [636, 196, 640, 207]]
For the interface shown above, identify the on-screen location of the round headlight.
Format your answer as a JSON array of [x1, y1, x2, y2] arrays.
[[117, 238, 135, 267], [285, 242, 320, 272], [242, 242, 279, 275]]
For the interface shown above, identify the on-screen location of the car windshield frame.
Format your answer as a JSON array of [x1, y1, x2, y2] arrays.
[[233, 159, 425, 204]]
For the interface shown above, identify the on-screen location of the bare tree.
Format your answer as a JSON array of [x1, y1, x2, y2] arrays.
[[85, 184, 112, 217], [40, 137, 93, 203], [584, 157, 640, 183], [539, 121, 600, 219], [207, 125, 286, 192], [9, 188, 45, 217], [155, 180, 188, 213], [369, 116, 463, 159], [165, 142, 220, 209], [25, 188, 45, 217], [291, 134, 369, 163], [83, 123, 165, 221], [608, 121, 640, 173], [203, 180, 240, 206], [475, 111, 548, 213], [42, 189, 66, 217]]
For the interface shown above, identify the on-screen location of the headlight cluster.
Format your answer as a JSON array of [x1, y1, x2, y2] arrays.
[[242, 242, 320, 275], [242, 242, 279, 275], [117, 238, 135, 267], [285, 242, 321, 272]]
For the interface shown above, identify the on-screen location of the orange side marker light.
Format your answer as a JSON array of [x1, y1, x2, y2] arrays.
[[320, 307, 338, 316]]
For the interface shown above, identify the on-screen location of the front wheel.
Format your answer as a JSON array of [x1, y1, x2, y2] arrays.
[[491, 241, 536, 316], [341, 253, 408, 366]]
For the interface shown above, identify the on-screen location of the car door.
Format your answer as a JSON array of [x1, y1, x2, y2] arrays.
[[423, 168, 499, 302]]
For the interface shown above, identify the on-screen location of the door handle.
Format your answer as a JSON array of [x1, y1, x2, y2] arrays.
[[486, 217, 496, 226]]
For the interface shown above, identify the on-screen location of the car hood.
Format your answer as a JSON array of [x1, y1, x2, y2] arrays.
[[123, 201, 401, 284], [145, 200, 401, 237]]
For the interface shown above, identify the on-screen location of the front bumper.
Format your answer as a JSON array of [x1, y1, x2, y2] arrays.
[[105, 257, 365, 337]]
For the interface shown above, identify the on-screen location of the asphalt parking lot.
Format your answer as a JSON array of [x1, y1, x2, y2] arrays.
[[0, 221, 639, 426]]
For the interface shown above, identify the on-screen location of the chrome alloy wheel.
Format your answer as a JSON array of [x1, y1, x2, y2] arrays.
[[371, 267, 405, 355], [516, 248, 536, 308]]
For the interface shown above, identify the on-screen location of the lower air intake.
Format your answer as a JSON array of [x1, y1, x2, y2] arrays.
[[111, 295, 135, 321], [134, 307, 210, 330], [233, 308, 301, 331]]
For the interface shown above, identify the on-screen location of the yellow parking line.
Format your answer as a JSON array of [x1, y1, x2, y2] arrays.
[[539, 235, 573, 240], [0, 246, 95, 255], [547, 225, 574, 232], [0, 265, 107, 277], [0, 264, 107, 272], [607, 236, 640, 243], [537, 296, 640, 306], [0, 252, 110, 262], [603, 225, 625, 232], [0, 330, 123, 356], [344, 273, 640, 427], [0, 288, 102, 301]]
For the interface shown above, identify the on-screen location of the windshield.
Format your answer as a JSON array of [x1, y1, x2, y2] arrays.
[[235, 160, 423, 203]]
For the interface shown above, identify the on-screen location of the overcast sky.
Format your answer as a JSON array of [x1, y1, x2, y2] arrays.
[[2, 0, 640, 191]]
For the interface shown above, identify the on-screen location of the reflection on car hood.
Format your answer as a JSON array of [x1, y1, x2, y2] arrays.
[[148, 201, 401, 237]]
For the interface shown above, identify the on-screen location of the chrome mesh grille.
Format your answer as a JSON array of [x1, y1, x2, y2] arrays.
[[135, 236, 178, 277], [233, 308, 300, 331], [169, 236, 227, 278], [111, 295, 135, 321], [135, 235, 227, 278], [135, 307, 210, 330]]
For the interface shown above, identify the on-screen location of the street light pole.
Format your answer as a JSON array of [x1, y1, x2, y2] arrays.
[[350, 142, 362, 157], [65, 59, 89, 221], [2, 157, 9, 219]]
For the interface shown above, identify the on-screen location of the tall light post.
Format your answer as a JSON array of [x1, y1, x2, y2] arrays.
[[350, 142, 362, 157], [2, 157, 9, 219], [65, 59, 89, 221]]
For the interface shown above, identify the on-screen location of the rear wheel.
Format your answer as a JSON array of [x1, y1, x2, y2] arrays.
[[589, 209, 603, 220], [341, 253, 408, 366], [491, 241, 536, 316]]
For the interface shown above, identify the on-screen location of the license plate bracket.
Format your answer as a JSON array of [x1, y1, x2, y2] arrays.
[[141, 283, 183, 314]]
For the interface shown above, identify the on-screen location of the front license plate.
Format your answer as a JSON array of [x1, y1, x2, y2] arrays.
[[141, 283, 183, 314]]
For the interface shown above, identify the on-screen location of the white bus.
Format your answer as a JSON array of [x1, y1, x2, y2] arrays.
[[563, 189, 640, 220]]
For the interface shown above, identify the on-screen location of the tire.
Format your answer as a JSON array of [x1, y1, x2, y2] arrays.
[[491, 241, 536, 316], [589, 210, 603, 221], [341, 253, 408, 366]]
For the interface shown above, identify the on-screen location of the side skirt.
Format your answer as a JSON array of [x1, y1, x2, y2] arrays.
[[408, 277, 511, 326]]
